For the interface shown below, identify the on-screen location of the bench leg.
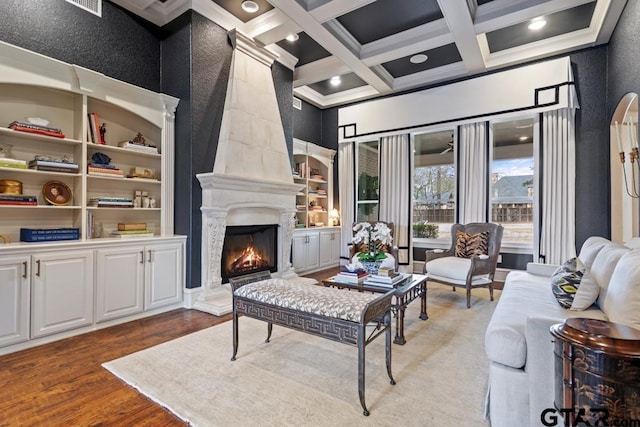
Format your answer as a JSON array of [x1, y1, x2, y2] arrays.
[[357, 327, 369, 416], [231, 306, 239, 361], [385, 312, 396, 386], [266, 322, 273, 343]]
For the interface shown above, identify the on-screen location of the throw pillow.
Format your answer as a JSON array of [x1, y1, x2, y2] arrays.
[[551, 257, 589, 309], [570, 270, 599, 310], [601, 250, 640, 330], [454, 230, 489, 258]]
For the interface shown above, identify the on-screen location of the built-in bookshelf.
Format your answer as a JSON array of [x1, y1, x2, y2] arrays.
[[0, 42, 178, 245], [293, 139, 336, 229], [0, 41, 185, 356]]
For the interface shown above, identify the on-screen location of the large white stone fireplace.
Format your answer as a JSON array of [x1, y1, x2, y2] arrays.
[[193, 30, 305, 316]]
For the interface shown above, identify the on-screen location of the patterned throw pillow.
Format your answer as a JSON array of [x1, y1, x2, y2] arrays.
[[454, 230, 489, 258], [551, 257, 585, 309]]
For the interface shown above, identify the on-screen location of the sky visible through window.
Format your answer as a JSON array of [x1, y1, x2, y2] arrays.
[[493, 158, 533, 176]]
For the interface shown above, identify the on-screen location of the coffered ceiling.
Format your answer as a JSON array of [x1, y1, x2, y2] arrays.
[[111, 0, 627, 108]]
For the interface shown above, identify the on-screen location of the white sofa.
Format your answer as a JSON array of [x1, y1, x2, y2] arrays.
[[484, 236, 640, 427]]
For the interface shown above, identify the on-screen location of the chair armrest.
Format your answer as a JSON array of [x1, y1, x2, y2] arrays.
[[526, 262, 559, 277], [425, 249, 453, 262]]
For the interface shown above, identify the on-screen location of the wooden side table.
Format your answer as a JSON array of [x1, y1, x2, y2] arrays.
[[550, 318, 640, 425]]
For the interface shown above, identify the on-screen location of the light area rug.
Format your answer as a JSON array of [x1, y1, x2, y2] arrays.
[[103, 283, 500, 426]]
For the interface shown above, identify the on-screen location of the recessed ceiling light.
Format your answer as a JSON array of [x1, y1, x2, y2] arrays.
[[519, 136, 528, 141], [330, 76, 341, 86], [410, 54, 428, 64], [241, 1, 259, 13], [286, 33, 299, 42], [528, 18, 546, 31]]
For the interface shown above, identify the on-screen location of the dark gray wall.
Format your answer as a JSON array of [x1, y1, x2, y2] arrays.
[[0, 0, 161, 92], [571, 47, 609, 250]]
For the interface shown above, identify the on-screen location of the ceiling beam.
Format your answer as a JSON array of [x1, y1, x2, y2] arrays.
[[437, 0, 486, 73], [307, 0, 378, 23], [293, 56, 351, 87], [268, 0, 393, 93]]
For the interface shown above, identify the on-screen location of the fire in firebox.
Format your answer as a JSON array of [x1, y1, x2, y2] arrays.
[[228, 245, 269, 273], [221, 224, 278, 283]]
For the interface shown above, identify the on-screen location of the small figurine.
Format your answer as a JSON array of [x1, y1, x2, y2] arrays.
[[99, 122, 107, 144], [133, 132, 146, 145]]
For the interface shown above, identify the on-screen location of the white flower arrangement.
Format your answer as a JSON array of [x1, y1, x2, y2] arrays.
[[352, 222, 393, 262]]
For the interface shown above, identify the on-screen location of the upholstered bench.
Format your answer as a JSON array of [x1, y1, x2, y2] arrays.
[[229, 271, 395, 416]]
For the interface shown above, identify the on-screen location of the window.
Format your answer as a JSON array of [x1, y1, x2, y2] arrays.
[[356, 140, 379, 222], [490, 118, 535, 247], [412, 129, 456, 240]]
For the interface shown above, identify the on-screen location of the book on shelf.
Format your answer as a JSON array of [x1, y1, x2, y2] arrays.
[[9, 121, 65, 138], [29, 159, 79, 173], [88, 167, 124, 177], [110, 231, 154, 238], [117, 141, 159, 154], [89, 162, 117, 169], [0, 158, 27, 169], [88, 113, 104, 144], [0, 194, 37, 202], [118, 222, 147, 231], [20, 227, 80, 242], [111, 229, 152, 234], [0, 200, 37, 206]]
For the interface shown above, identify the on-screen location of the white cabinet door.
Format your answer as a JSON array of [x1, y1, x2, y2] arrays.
[[31, 251, 94, 338], [292, 233, 308, 272], [319, 230, 340, 268], [292, 231, 320, 273], [305, 232, 320, 271], [145, 241, 183, 310], [96, 246, 145, 323], [0, 256, 30, 347]]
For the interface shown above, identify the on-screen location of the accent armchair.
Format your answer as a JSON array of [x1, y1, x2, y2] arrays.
[[423, 222, 503, 308]]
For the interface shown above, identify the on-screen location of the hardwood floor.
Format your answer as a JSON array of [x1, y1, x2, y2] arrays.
[[0, 268, 339, 426]]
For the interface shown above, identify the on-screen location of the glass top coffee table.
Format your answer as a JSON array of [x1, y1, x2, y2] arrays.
[[321, 273, 428, 345]]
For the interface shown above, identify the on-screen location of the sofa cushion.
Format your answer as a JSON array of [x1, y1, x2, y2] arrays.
[[625, 237, 640, 249], [602, 250, 640, 329], [577, 236, 610, 269], [485, 270, 607, 369], [591, 243, 630, 305]]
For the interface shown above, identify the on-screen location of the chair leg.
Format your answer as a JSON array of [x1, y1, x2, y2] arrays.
[[466, 286, 471, 308], [489, 282, 494, 301]]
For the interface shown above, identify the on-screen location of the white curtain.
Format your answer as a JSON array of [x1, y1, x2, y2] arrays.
[[538, 108, 576, 264], [458, 121, 488, 223], [338, 142, 355, 260], [379, 134, 411, 269]]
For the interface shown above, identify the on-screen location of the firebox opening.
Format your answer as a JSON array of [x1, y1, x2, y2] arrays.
[[221, 224, 278, 283]]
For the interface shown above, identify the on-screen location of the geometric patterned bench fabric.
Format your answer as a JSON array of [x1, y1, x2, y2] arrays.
[[233, 278, 378, 322]]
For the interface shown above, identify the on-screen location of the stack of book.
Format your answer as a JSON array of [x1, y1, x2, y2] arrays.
[[0, 158, 27, 169], [87, 162, 124, 177], [20, 227, 79, 242], [364, 270, 407, 287], [0, 194, 37, 206], [118, 140, 159, 154], [9, 121, 65, 138], [88, 197, 134, 208], [29, 159, 79, 173], [110, 229, 154, 238], [334, 269, 368, 284]]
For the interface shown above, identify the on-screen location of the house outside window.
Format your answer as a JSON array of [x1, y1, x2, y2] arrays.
[[490, 118, 535, 247], [356, 140, 379, 222], [412, 129, 456, 241]]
